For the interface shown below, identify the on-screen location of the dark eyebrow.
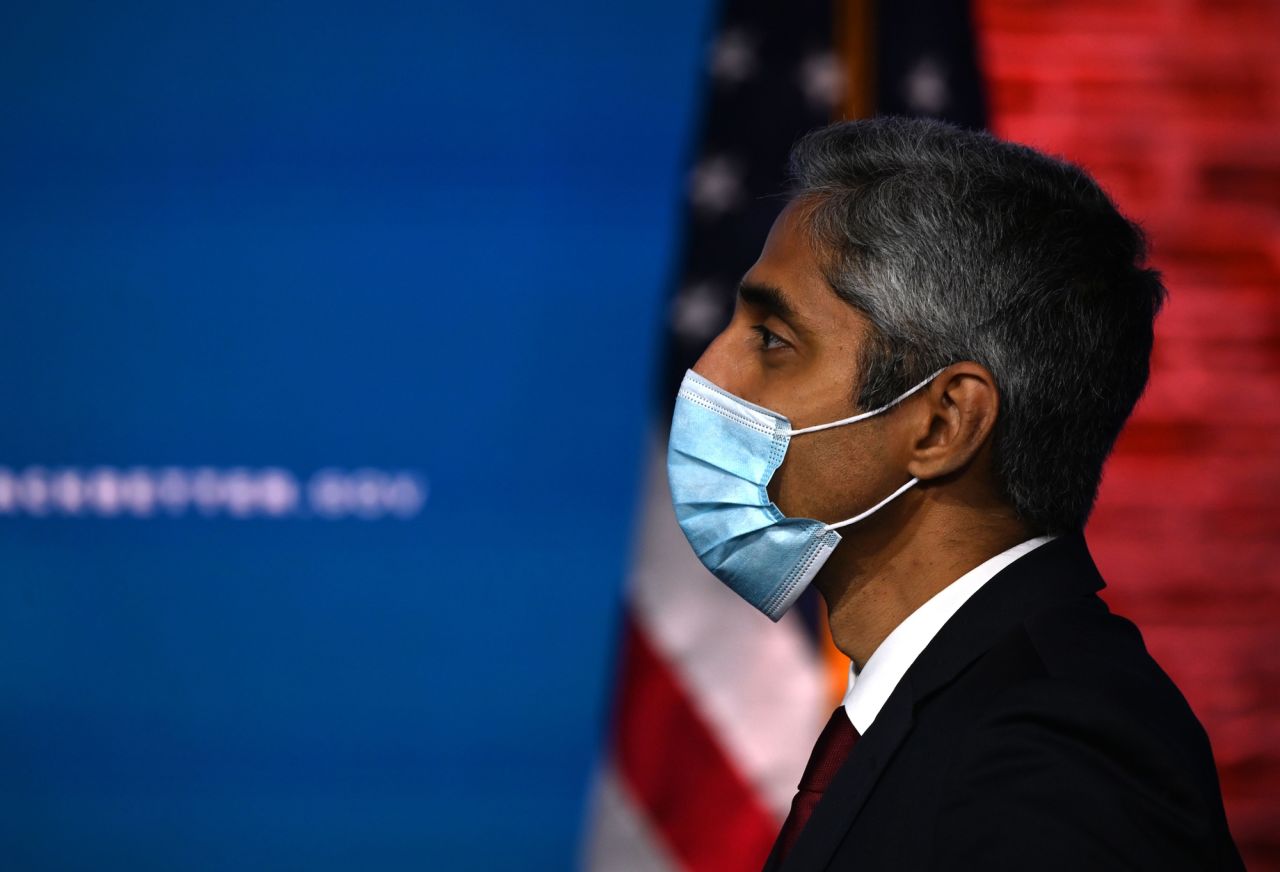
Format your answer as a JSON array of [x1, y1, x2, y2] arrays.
[[737, 280, 806, 330]]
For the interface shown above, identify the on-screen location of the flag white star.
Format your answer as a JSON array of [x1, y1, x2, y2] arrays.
[[799, 51, 845, 110], [709, 27, 758, 85], [904, 55, 950, 115], [688, 154, 746, 216], [671, 282, 729, 341]]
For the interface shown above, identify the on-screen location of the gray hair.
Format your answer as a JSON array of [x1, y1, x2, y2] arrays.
[[788, 117, 1165, 534]]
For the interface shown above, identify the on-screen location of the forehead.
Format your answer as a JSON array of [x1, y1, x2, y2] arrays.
[[741, 201, 847, 320], [751, 200, 825, 279]]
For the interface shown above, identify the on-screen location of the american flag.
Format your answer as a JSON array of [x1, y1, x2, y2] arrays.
[[583, 2, 985, 869]]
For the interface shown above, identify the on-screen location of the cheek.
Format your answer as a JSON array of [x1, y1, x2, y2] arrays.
[[768, 428, 883, 522]]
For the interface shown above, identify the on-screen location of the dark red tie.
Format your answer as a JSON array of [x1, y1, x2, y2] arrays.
[[773, 706, 860, 865]]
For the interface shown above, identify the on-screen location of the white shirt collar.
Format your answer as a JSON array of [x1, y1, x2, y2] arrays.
[[841, 535, 1057, 735]]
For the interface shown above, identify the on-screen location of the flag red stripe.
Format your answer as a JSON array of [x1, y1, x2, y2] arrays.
[[614, 612, 780, 872]]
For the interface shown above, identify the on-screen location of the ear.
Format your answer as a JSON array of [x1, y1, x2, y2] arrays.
[[904, 363, 999, 481]]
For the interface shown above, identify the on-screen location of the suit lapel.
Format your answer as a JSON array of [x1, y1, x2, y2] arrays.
[[772, 533, 1106, 871]]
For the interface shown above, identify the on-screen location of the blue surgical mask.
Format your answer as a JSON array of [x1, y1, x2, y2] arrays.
[[667, 369, 942, 621]]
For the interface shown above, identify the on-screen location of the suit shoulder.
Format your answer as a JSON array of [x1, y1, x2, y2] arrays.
[[930, 598, 1242, 869], [932, 608, 1242, 870], [1017, 595, 1212, 757]]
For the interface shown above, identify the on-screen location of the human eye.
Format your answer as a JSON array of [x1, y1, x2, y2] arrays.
[[751, 324, 789, 351]]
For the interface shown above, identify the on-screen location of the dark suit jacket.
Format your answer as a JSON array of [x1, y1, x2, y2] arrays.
[[763, 533, 1244, 871]]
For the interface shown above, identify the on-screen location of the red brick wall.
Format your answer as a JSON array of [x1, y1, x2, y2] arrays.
[[973, 1, 1280, 867]]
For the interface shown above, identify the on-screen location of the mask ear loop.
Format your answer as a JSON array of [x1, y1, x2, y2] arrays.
[[796, 368, 945, 532], [781, 369, 945, 437], [822, 477, 919, 532]]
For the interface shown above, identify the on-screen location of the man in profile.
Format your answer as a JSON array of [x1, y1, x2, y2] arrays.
[[666, 117, 1243, 870]]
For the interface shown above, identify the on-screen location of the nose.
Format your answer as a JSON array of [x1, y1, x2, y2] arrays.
[[690, 328, 744, 394]]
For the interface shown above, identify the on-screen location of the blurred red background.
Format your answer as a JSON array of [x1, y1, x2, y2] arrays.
[[975, 1, 1280, 866]]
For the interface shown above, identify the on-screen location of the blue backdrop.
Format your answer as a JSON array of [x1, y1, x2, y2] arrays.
[[0, 2, 714, 868]]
